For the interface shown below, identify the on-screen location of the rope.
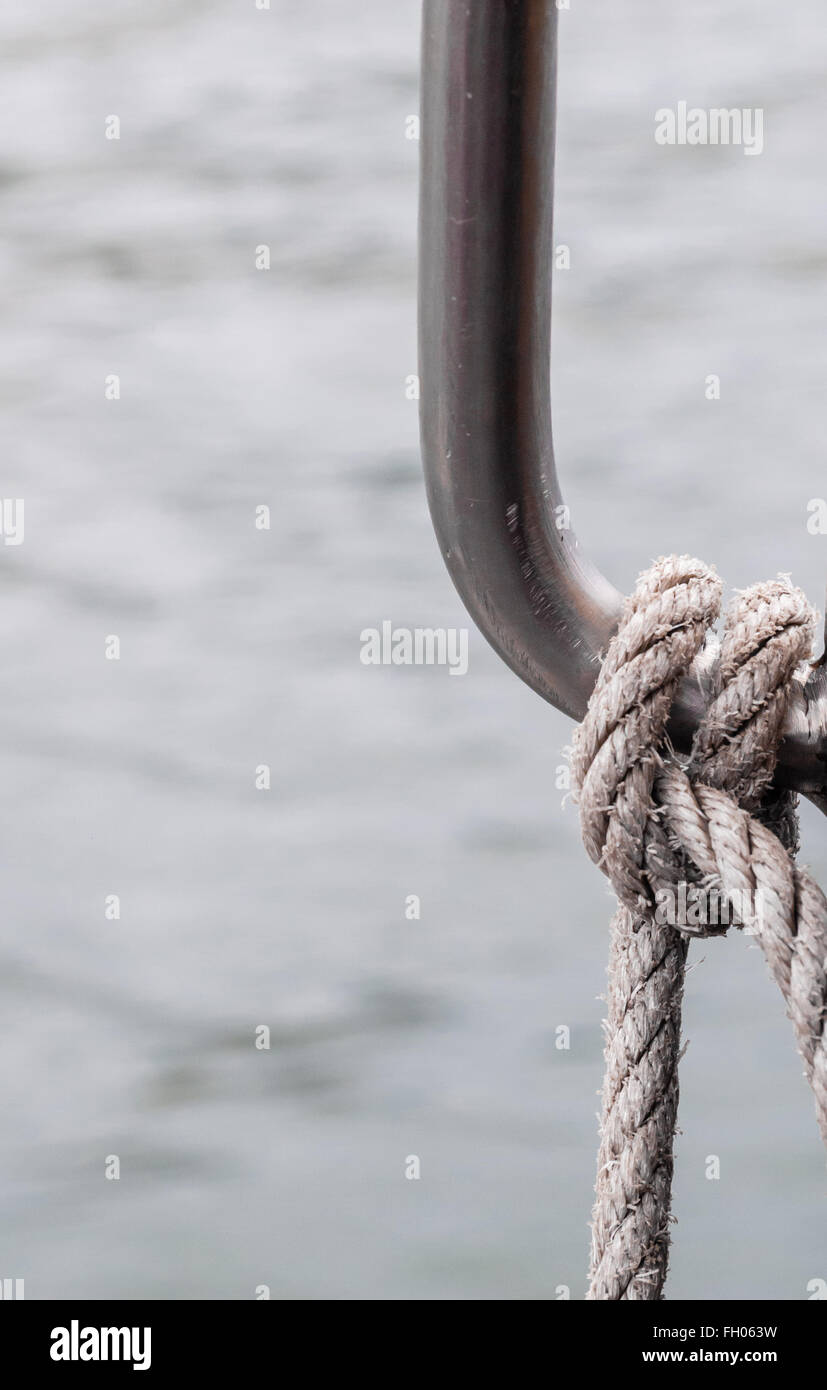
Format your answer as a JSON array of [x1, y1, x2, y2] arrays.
[[570, 555, 827, 1301]]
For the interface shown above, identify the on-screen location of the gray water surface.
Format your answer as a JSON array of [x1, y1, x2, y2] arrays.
[[0, 0, 825, 1298]]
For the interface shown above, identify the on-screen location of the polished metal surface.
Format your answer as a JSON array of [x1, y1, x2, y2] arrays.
[[418, 0, 827, 801]]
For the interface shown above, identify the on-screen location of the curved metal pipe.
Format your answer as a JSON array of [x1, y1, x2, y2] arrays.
[[418, 0, 827, 801]]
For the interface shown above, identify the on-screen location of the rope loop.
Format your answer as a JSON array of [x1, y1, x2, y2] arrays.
[[571, 556, 827, 1300]]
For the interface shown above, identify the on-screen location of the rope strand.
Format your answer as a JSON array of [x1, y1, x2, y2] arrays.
[[572, 556, 827, 1300]]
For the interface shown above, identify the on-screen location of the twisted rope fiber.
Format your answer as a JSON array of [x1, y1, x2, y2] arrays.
[[570, 556, 827, 1301]]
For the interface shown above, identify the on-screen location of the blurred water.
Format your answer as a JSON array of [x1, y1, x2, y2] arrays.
[[0, 0, 824, 1299]]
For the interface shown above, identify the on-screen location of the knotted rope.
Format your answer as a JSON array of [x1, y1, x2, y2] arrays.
[[570, 555, 827, 1301]]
